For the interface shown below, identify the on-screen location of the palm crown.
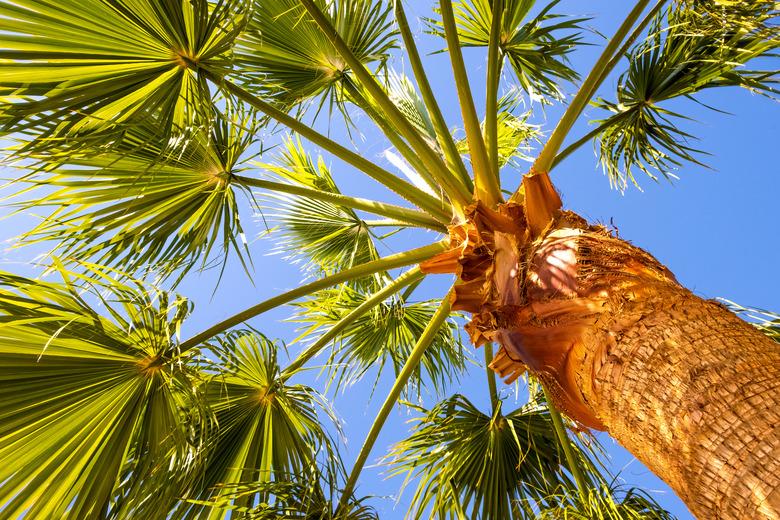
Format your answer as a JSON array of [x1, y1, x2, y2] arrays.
[[0, 0, 778, 518]]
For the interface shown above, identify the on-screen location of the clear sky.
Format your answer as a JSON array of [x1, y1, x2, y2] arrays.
[[1, 1, 779, 518]]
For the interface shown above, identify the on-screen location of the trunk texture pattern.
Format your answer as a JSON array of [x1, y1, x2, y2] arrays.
[[422, 201, 780, 519]]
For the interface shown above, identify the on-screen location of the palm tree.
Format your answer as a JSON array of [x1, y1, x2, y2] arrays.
[[0, 0, 778, 519]]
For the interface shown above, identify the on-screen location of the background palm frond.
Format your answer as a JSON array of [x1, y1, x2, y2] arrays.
[[9, 107, 256, 283], [290, 282, 466, 397], [234, 0, 397, 115], [530, 483, 675, 519], [0, 0, 249, 151], [430, 0, 586, 101], [0, 266, 203, 519], [456, 92, 541, 167], [385, 392, 604, 519], [385, 72, 440, 146], [192, 475, 378, 520], [591, 4, 780, 188], [257, 139, 381, 281]]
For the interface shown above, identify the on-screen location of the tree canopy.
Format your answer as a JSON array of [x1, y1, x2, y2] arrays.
[[0, 0, 778, 518]]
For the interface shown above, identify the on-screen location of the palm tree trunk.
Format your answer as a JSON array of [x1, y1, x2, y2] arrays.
[[423, 203, 780, 519], [530, 228, 780, 520]]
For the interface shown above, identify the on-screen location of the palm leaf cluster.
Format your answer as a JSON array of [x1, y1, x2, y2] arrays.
[[0, 0, 778, 518], [386, 393, 597, 518], [0, 0, 248, 151], [589, 3, 780, 187], [9, 108, 255, 282], [433, 0, 587, 101]]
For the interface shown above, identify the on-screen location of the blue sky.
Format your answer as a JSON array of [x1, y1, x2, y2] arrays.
[[2, 1, 779, 518]]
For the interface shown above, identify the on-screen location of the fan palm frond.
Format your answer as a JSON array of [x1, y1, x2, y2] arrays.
[[592, 4, 780, 188], [431, 0, 586, 101], [10, 107, 256, 282], [0, 266, 203, 519], [291, 282, 466, 396], [234, 0, 397, 114], [0, 0, 249, 151], [385, 393, 604, 519], [173, 331, 340, 520]]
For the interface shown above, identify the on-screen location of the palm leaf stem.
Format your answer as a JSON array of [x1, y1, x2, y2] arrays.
[[394, 0, 474, 192], [217, 76, 453, 222], [485, 0, 504, 179], [336, 287, 454, 512], [234, 175, 447, 231], [361, 219, 416, 227], [439, 0, 502, 207], [543, 386, 589, 504], [550, 119, 612, 169], [532, 0, 653, 175], [341, 80, 441, 196], [299, 0, 473, 209], [483, 343, 499, 413], [178, 241, 448, 351], [280, 268, 425, 380]]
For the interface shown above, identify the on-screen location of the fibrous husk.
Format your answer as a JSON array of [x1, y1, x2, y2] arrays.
[[421, 173, 680, 430]]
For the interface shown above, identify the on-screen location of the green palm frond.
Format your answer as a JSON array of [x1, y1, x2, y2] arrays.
[[457, 92, 541, 167], [234, 0, 397, 112], [291, 282, 465, 396], [386, 393, 603, 519], [432, 0, 586, 101], [592, 5, 780, 188], [720, 300, 780, 344], [680, 0, 778, 34], [385, 72, 440, 146], [0, 0, 249, 150], [174, 331, 340, 520], [10, 107, 256, 282], [258, 138, 381, 280], [531, 483, 675, 519], [0, 266, 203, 519], [193, 476, 378, 520]]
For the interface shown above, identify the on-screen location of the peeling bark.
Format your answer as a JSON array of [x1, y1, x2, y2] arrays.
[[422, 201, 780, 519]]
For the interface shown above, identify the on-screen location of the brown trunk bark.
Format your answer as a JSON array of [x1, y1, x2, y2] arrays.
[[422, 202, 780, 519], [530, 228, 780, 520]]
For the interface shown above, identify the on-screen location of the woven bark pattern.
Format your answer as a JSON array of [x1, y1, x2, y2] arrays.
[[555, 231, 780, 520], [577, 289, 780, 519]]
